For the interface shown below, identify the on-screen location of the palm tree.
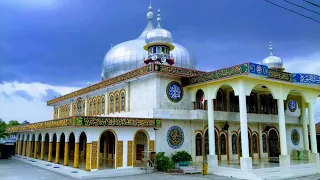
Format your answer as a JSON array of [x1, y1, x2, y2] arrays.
[[0, 128, 8, 139]]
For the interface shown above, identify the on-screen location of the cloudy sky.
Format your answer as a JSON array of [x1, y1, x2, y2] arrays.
[[0, 0, 319, 123]]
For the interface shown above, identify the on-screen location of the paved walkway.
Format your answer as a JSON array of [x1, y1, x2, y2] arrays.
[[1, 159, 320, 180], [0, 159, 237, 180]]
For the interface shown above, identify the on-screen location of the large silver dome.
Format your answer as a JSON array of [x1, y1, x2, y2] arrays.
[[261, 42, 283, 70], [102, 6, 197, 80]]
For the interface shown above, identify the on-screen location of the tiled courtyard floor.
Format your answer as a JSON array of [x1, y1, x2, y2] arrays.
[[1, 159, 320, 180]]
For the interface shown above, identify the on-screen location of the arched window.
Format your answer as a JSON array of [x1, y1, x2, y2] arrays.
[[215, 130, 219, 155], [252, 133, 258, 153], [76, 98, 82, 116], [229, 92, 235, 112], [267, 95, 274, 114], [109, 94, 114, 114], [93, 98, 96, 115], [72, 103, 76, 116], [260, 95, 267, 114], [195, 133, 202, 156], [217, 89, 224, 111], [82, 100, 85, 115], [196, 89, 204, 109], [115, 92, 119, 113], [67, 104, 70, 117], [101, 95, 105, 115], [220, 133, 226, 155], [121, 91, 125, 111], [262, 133, 267, 153], [204, 130, 209, 155], [89, 99, 92, 116], [250, 93, 257, 113], [232, 133, 237, 154], [97, 96, 101, 115]]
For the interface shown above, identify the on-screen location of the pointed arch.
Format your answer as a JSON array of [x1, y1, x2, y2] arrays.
[[108, 93, 114, 114], [120, 89, 126, 112], [93, 97, 97, 115], [88, 98, 93, 116], [97, 96, 101, 115], [101, 95, 106, 115], [115, 91, 120, 113], [76, 97, 82, 116]]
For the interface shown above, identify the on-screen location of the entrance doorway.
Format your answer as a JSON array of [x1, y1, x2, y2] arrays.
[[134, 130, 149, 167], [99, 130, 116, 169], [268, 129, 279, 158]]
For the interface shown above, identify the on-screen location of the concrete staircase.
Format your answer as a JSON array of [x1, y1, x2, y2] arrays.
[[179, 165, 201, 174], [253, 163, 320, 180]]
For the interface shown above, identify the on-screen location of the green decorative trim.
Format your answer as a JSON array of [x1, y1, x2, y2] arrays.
[[154, 64, 205, 77], [268, 69, 292, 82], [182, 63, 249, 86], [166, 81, 184, 103], [6, 116, 162, 132]]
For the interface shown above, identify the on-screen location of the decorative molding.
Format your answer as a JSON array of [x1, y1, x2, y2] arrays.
[[127, 141, 133, 166], [292, 73, 320, 85], [167, 126, 184, 149], [291, 129, 300, 146], [117, 141, 123, 168], [7, 116, 162, 132], [91, 141, 98, 169], [75, 117, 162, 128], [182, 63, 249, 86], [166, 81, 183, 103], [153, 64, 205, 77], [268, 69, 292, 82], [249, 63, 268, 77]]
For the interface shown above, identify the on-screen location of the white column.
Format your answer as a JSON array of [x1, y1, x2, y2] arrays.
[[308, 102, 319, 163], [208, 98, 215, 155], [238, 80, 252, 171], [301, 100, 311, 159], [207, 88, 218, 168], [301, 100, 309, 150], [277, 98, 290, 166]]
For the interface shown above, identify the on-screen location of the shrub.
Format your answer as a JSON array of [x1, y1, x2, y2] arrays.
[[171, 150, 192, 164], [155, 152, 174, 172]]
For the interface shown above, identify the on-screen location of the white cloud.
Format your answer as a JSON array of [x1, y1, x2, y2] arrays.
[[0, 81, 79, 123], [284, 52, 320, 122]]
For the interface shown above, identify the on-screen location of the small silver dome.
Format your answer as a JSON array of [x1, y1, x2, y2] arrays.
[[145, 28, 173, 45], [261, 42, 283, 70], [101, 6, 197, 80]]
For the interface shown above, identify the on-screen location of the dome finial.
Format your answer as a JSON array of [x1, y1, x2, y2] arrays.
[[110, 40, 113, 49], [147, 1, 153, 20], [157, 9, 161, 28], [269, 41, 273, 56]]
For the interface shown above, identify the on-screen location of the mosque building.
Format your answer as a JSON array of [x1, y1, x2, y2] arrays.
[[7, 4, 320, 180]]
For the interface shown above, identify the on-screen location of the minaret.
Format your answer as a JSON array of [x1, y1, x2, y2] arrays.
[[143, 9, 175, 65]]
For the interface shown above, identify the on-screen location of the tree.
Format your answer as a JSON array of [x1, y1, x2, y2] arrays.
[[0, 119, 8, 139], [0, 119, 7, 129], [0, 129, 8, 139], [7, 120, 20, 127], [22, 120, 30, 125]]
